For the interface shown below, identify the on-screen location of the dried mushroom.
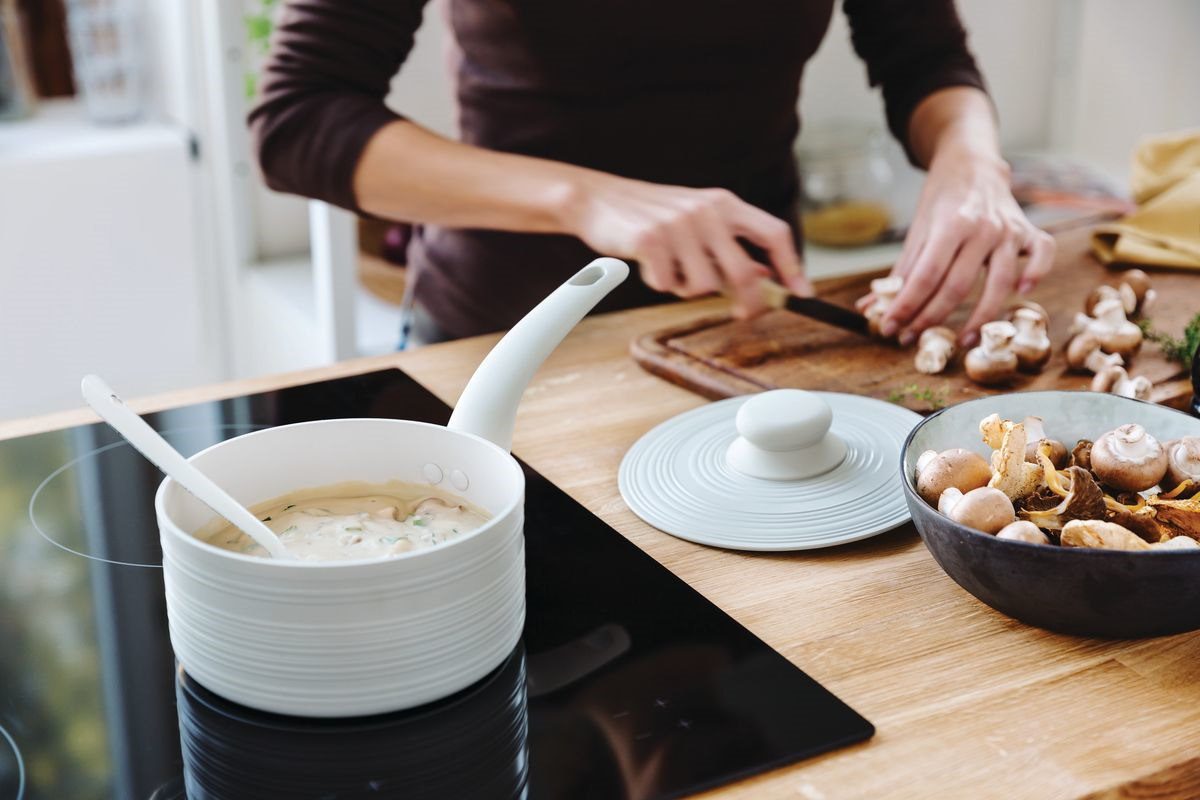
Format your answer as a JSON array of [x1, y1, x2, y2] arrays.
[[979, 414, 1044, 501], [1070, 439, 1093, 471], [1060, 519, 1151, 551], [1019, 465, 1106, 531], [1146, 494, 1200, 542]]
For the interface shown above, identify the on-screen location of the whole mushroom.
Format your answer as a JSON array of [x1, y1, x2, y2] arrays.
[[914, 326, 957, 375], [914, 448, 993, 505], [1091, 423, 1169, 492], [1091, 364, 1153, 401], [996, 520, 1050, 544], [1064, 330, 1124, 374], [1084, 284, 1126, 317], [1163, 437, 1200, 496], [862, 276, 904, 338], [1021, 416, 1067, 469], [938, 486, 1016, 534], [1087, 297, 1144, 358], [965, 321, 1019, 386], [1119, 269, 1156, 316], [1010, 307, 1051, 373]]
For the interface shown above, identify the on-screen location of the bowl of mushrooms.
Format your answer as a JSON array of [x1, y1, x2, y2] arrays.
[[901, 391, 1200, 638]]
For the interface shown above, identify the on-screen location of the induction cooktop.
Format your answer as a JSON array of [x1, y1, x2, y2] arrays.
[[0, 368, 872, 799]]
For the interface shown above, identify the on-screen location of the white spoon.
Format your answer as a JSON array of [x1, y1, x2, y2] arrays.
[[81, 374, 291, 560]]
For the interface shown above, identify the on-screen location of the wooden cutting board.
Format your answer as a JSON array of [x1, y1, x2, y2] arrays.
[[632, 228, 1197, 413]]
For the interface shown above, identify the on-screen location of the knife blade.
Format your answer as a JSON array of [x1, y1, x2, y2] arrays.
[[780, 294, 871, 336]]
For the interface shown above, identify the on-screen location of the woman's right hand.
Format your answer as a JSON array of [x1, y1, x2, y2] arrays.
[[562, 171, 812, 317]]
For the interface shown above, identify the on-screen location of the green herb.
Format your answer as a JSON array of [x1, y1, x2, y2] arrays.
[[887, 382, 950, 410], [281, 525, 297, 535], [260, 516, 272, 522], [282, 504, 295, 511], [240, 543, 258, 553], [1141, 312, 1200, 367], [344, 526, 363, 532], [381, 536, 400, 544], [410, 517, 426, 527]]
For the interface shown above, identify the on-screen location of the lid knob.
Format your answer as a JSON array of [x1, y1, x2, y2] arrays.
[[726, 390, 847, 480]]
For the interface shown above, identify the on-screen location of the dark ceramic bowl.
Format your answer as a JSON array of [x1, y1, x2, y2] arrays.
[[901, 391, 1200, 638]]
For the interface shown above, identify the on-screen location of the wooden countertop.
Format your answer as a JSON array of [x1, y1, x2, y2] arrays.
[[5, 297, 1199, 799]]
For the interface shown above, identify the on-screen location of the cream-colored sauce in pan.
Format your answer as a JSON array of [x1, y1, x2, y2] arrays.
[[198, 480, 491, 561]]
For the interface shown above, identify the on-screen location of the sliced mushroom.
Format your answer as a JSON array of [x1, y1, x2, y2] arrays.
[[938, 486, 1015, 534], [914, 326, 956, 375], [1090, 364, 1153, 401], [1064, 330, 1124, 374], [1019, 465, 1106, 530], [1009, 307, 1051, 373], [1021, 417, 1067, 469], [980, 414, 1045, 501], [1060, 519, 1151, 550], [1091, 424, 1168, 492], [996, 520, 1050, 544], [914, 448, 993, 506], [1162, 437, 1200, 497], [965, 321, 1019, 386], [862, 276, 904, 338]]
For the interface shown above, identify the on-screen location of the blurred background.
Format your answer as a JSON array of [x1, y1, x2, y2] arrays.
[[1, 0, 1198, 422]]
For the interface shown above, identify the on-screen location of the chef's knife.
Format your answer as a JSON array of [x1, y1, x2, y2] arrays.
[[758, 281, 872, 337]]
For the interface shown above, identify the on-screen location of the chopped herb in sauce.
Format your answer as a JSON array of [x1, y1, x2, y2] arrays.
[[260, 516, 272, 522]]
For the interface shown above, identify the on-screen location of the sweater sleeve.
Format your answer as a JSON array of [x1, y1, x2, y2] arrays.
[[842, 0, 987, 165], [248, 0, 430, 212]]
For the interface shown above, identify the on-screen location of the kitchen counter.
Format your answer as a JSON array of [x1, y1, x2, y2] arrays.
[[5, 296, 1199, 799]]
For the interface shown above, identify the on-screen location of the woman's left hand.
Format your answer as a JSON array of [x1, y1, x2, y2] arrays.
[[869, 144, 1055, 348]]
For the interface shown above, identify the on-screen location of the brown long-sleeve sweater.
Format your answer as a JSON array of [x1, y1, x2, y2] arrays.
[[250, 0, 985, 338]]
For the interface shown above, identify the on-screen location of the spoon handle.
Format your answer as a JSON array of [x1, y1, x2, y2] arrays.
[[81, 375, 291, 560]]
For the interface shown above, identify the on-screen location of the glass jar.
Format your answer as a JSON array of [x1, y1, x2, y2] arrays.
[[795, 122, 897, 248]]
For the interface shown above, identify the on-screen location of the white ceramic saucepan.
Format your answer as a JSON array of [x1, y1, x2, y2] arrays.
[[155, 258, 628, 717]]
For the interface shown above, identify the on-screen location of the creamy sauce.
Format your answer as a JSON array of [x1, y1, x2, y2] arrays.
[[198, 480, 492, 561]]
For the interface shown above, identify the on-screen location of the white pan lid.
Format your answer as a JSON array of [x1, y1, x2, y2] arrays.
[[618, 390, 922, 551]]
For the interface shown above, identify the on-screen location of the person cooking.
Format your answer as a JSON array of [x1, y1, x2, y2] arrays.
[[250, 0, 1055, 349]]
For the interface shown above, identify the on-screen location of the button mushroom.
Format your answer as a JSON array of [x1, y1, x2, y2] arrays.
[[1162, 437, 1200, 497], [996, 520, 1050, 544], [1010, 307, 1051, 373], [1065, 330, 1124, 374], [914, 326, 957, 374], [1090, 423, 1169, 492], [914, 447, 993, 505], [862, 275, 904, 338], [1021, 416, 1067, 469], [1060, 519, 1151, 550], [1119, 269, 1156, 316], [938, 486, 1015, 534], [1085, 297, 1144, 358], [1090, 364, 1153, 401], [965, 321, 1019, 386], [1084, 284, 1126, 317]]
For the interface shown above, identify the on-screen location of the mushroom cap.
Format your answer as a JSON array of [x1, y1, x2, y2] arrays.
[[965, 325, 1019, 385], [915, 447, 992, 506], [1163, 437, 1200, 494], [1084, 284, 1122, 317], [942, 486, 1015, 534], [1065, 330, 1104, 372], [1060, 519, 1151, 550], [1091, 424, 1169, 492], [1008, 300, 1049, 324], [1091, 364, 1129, 393], [996, 520, 1050, 544], [1020, 416, 1068, 468], [1120, 269, 1151, 302]]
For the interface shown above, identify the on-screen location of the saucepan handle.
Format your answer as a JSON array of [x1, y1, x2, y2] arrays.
[[448, 257, 630, 450]]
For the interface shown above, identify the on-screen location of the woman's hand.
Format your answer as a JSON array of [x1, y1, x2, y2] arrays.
[[875, 147, 1055, 347], [562, 171, 813, 318]]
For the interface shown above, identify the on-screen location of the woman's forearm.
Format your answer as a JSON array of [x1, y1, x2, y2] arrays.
[[353, 120, 586, 234], [907, 86, 1003, 170]]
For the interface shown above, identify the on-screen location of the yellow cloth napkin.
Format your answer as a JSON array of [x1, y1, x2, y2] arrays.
[[1092, 129, 1200, 270]]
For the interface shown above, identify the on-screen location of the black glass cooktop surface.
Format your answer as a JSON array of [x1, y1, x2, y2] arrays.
[[0, 368, 872, 799]]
